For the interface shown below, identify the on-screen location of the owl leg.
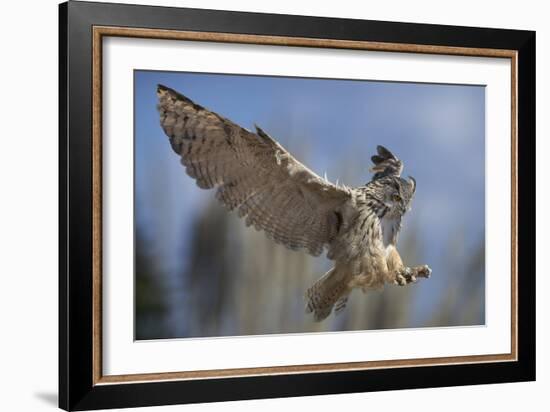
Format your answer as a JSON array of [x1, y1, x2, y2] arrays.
[[352, 252, 387, 291], [386, 247, 408, 285], [387, 247, 432, 286]]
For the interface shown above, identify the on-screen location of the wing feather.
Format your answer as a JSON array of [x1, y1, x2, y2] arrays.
[[157, 84, 351, 257]]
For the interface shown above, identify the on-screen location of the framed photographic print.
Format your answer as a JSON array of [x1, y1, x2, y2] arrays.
[[59, 1, 535, 410]]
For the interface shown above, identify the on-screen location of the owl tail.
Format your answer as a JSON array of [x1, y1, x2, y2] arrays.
[[305, 267, 349, 322]]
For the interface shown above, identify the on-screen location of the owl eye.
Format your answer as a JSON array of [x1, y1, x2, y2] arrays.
[[392, 193, 402, 202]]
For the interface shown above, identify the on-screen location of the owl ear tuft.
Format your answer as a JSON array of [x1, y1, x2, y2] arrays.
[[369, 146, 403, 179], [371, 155, 385, 164], [376, 145, 398, 160]]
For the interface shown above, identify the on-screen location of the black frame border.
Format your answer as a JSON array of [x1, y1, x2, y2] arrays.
[[59, 1, 535, 410]]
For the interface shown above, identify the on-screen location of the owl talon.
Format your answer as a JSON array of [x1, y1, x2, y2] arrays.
[[395, 273, 407, 286], [416, 265, 432, 279], [402, 273, 416, 284]]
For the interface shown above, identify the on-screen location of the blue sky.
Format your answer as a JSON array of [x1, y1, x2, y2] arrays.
[[135, 70, 485, 335]]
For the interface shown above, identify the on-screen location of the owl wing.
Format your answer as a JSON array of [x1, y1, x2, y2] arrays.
[[157, 84, 352, 257]]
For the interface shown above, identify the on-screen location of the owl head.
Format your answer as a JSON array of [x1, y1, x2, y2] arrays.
[[369, 175, 416, 219], [369, 146, 416, 218]]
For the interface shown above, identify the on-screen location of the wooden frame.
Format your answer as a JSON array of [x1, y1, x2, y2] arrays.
[[60, 1, 535, 410]]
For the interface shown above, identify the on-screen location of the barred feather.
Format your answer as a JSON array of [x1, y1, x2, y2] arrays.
[[157, 84, 351, 257], [305, 266, 351, 321]]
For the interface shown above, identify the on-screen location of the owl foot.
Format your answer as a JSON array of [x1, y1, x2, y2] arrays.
[[415, 264, 432, 279], [394, 267, 415, 286], [393, 265, 432, 286]]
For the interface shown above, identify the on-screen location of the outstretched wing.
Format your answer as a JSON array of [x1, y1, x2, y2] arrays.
[[157, 84, 351, 257]]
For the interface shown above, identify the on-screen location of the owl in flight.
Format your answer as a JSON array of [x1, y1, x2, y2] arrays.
[[157, 84, 432, 321]]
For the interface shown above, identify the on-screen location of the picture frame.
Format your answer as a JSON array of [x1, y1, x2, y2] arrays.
[[59, 1, 535, 410]]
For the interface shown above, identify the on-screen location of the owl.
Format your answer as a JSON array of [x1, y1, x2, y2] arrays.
[[157, 84, 432, 321]]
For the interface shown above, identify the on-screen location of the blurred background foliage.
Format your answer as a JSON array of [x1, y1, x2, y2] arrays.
[[134, 70, 485, 340]]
